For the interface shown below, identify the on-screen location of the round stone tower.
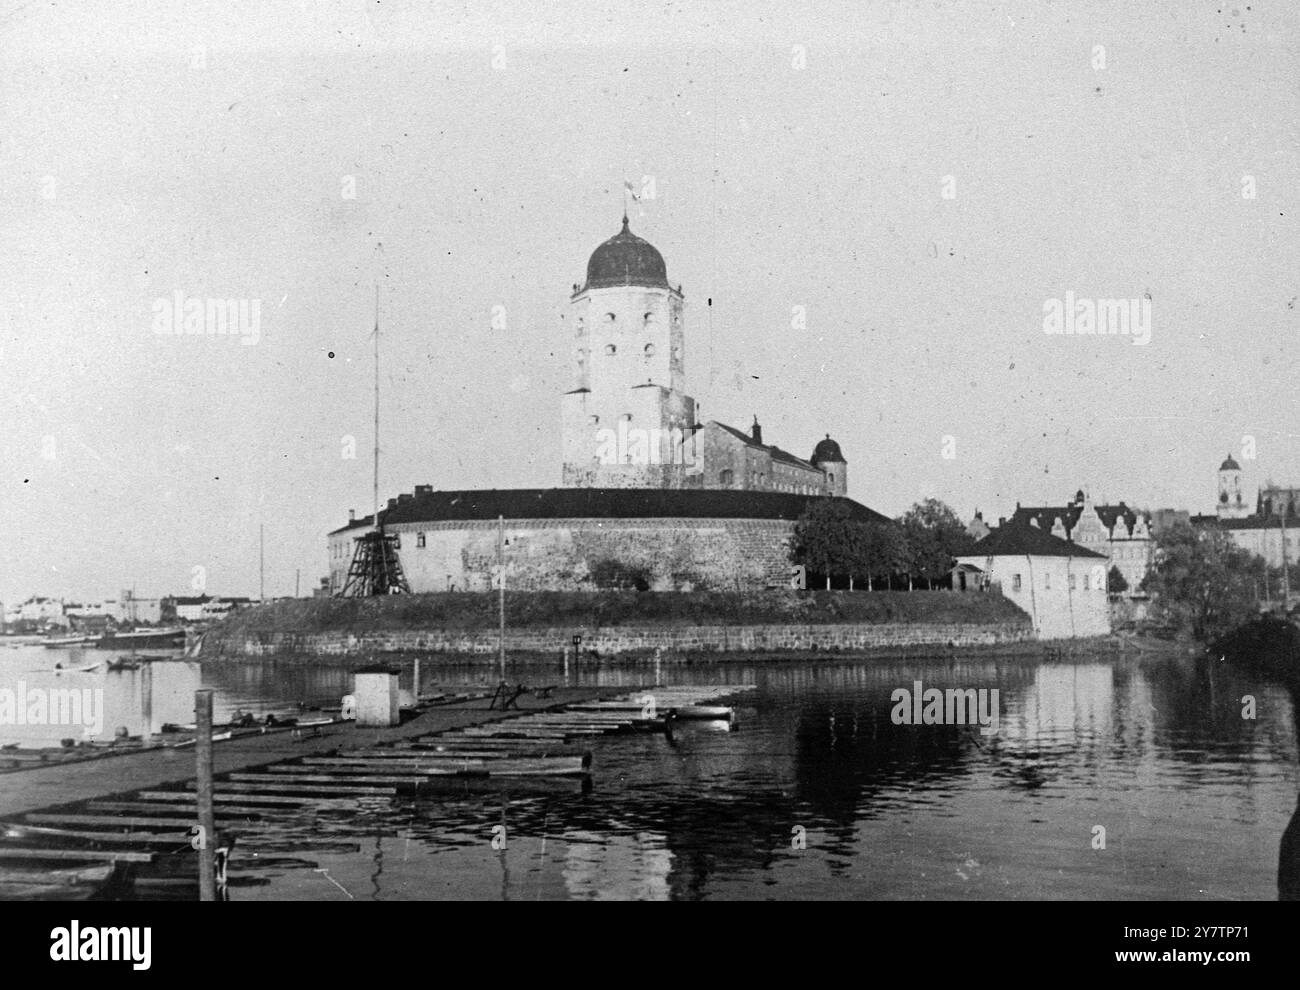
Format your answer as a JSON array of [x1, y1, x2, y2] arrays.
[[561, 215, 699, 488], [811, 434, 847, 497]]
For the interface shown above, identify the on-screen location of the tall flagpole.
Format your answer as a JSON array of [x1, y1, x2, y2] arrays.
[[373, 281, 380, 532]]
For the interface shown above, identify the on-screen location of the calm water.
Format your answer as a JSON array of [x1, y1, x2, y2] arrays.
[[2, 644, 1297, 900]]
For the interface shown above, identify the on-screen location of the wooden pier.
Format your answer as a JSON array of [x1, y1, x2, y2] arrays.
[[0, 683, 755, 899]]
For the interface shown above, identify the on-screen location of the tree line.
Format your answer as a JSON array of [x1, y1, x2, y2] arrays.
[[788, 497, 976, 590]]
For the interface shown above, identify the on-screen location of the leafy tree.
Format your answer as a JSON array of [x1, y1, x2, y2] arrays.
[[896, 498, 975, 590], [844, 520, 909, 590], [1107, 565, 1129, 595], [1141, 524, 1266, 641], [790, 499, 857, 589]]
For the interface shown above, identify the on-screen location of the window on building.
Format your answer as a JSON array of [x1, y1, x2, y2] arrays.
[[1044, 572, 1051, 590], [393, 534, 401, 549], [1069, 574, 1076, 590], [417, 532, 426, 548], [1012, 574, 1022, 591], [604, 344, 616, 356], [644, 343, 655, 357], [719, 469, 734, 486], [1082, 573, 1089, 590]]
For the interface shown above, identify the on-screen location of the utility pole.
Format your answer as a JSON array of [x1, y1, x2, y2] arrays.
[[1281, 513, 1291, 610], [295, 569, 300, 598], [374, 282, 380, 532], [498, 514, 506, 682], [259, 524, 265, 601]]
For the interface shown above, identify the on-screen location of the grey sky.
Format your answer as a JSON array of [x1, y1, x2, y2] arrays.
[[1, 0, 1297, 602]]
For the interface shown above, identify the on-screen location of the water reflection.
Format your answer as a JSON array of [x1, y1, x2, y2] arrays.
[[3, 646, 1296, 899]]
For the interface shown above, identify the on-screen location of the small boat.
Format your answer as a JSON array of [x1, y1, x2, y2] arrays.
[[42, 635, 95, 648], [0, 862, 116, 901], [95, 627, 186, 649], [53, 660, 103, 674]]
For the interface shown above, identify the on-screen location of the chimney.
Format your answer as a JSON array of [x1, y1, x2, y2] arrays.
[[348, 509, 355, 522], [398, 493, 413, 503], [415, 484, 432, 496], [998, 517, 1006, 527], [387, 498, 397, 510], [751, 416, 762, 445]]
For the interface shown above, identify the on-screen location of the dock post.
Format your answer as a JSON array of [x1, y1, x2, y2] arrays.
[[195, 688, 217, 902], [413, 655, 421, 700], [140, 660, 154, 737], [563, 645, 570, 683]]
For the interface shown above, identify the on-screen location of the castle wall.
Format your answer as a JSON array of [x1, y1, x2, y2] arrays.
[[384, 517, 798, 592]]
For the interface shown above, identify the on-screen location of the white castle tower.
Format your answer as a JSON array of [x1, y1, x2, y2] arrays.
[[561, 215, 701, 488]]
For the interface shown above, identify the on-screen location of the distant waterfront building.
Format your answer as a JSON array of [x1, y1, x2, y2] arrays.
[[17, 596, 68, 628], [1191, 455, 1299, 569], [955, 524, 1111, 639], [328, 212, 879, 594], [1007, 490, 1154, 596]]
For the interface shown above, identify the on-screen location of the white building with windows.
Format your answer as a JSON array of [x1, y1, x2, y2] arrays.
[[956, 524, 1111, 640]]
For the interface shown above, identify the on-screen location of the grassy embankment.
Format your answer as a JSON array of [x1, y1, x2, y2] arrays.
[[209, 589, 1031, 639]]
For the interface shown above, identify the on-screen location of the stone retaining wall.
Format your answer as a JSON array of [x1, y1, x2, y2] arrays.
[[204, 621, 1034, 658]]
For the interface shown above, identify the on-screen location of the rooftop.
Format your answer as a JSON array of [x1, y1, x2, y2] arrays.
[[967, 523, 1108, 559], [337, 488, 889, 529]]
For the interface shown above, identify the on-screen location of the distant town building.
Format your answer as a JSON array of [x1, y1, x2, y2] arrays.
[[1192, 454, 1299, 569], [965, 510, 991, 542], [17, 597, 69, 628], [1257, 482, 1300, 520], [955, 524, 1111, 639], [1007, 490, 1154, 596]]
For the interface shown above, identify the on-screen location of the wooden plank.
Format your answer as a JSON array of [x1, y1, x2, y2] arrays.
[[223, 771, 421, 785], [133, 791, 360, 808], [86, 801, 282, 817], [1, 824, 193, 844], [0, 846, 155, 863], [187, 781, 396, 796], [26, 812, 240, 829], [326, 748, 587, 761], [273, 756, 591, 774], [302, 753, 594, 770]]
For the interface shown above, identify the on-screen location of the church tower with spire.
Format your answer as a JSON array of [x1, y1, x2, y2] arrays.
[[561, 216, 700, 487]]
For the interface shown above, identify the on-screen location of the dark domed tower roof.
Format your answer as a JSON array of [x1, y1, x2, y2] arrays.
[[811, 434, 845, 465], [1220, 453, 1241, 471], [583, 216, 670, 291]]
